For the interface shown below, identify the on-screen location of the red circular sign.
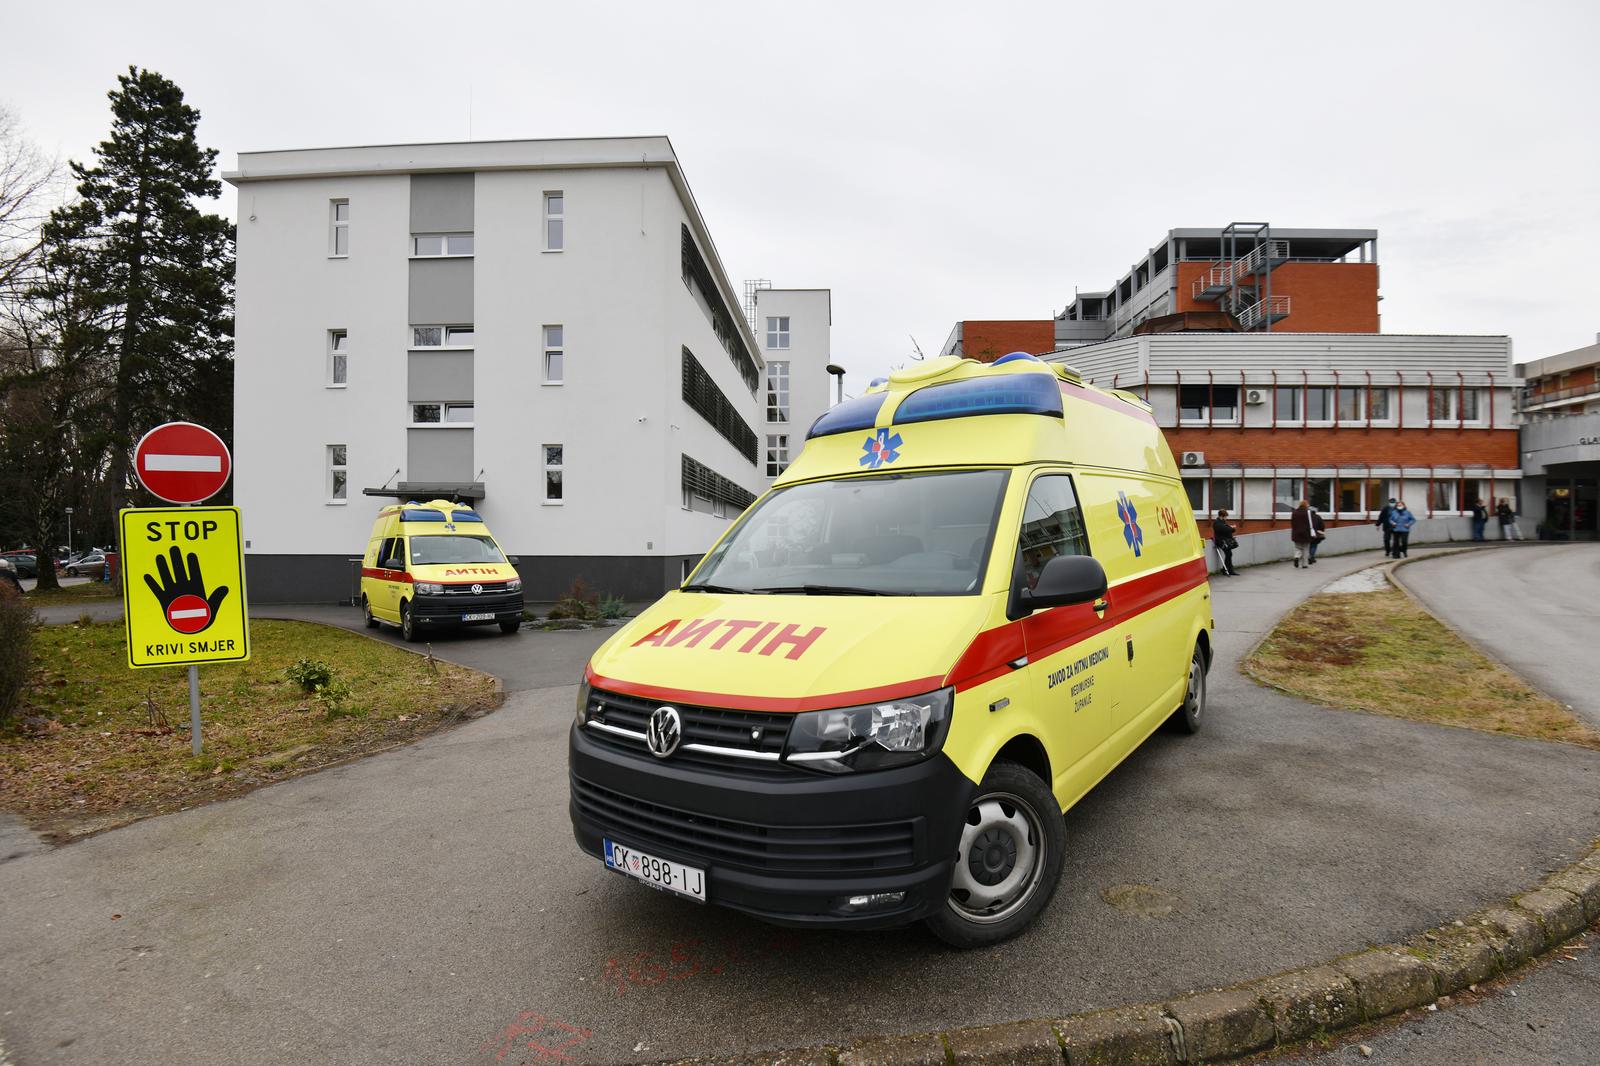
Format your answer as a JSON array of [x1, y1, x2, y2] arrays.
[[166, 593, 212, 634], [134, 422, 231, 504]]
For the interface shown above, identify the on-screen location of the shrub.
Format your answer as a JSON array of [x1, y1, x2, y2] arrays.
[[0, 583, 34, 721], [285, 658, 334, 692], [548, 578, 601, 621], [315, 678, 359, 719], [597, 594, 628, 620]]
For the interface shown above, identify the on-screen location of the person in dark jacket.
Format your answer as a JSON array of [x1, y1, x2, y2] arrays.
[[1496, 498, 1524, 541], [1308, 506, 1327, 564], [1376, 497, 1397, 556], [1290, 499, 1313, 568], [1212, 510, 1239, 576], [1470, 498, 1488, 541], [1389, 500, 1417, 557]]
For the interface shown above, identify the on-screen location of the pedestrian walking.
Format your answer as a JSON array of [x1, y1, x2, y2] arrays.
[[1390, 500, 1416, 557], [1470, 498, 1488, 542], [1308, 506, 1327, 564], [1290, 499, 1314, 568], [1212, 509, 1240, 576], [1495, 498, 1524, 541], [1376, 497, 1397, 556]]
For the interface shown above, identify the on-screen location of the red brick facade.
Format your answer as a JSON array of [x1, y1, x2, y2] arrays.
[[1174, 261, 1379, 332], [960, 320, 1055, 361], [1162, 427, 1519, 468]]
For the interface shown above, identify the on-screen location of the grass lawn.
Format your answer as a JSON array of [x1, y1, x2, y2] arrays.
[[1, 618, 499, 841], [1246, 584, 1600, 752], [23, 581, 120, 606]]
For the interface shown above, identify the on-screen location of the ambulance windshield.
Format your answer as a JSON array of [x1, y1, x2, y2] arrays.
[[688, 469, 1009, 596], [408, 534, 505, 565]]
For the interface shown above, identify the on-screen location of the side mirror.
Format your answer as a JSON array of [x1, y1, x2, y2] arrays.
[[1014, 555, 1107, 615], [506, 556, 520, 565]]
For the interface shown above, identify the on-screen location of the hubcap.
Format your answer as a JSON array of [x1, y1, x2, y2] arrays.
[[1185, 658, 1204, 721], [948, 791, 1045, 924]]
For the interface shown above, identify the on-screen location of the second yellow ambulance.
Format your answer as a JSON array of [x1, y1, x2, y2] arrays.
[[359, 500, 524, 641], [568, 354, 1212, 946]]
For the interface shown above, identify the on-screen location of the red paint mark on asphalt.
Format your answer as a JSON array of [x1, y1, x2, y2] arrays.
[[602, 931, 801, 995], [481, 1011, 593, 1063]]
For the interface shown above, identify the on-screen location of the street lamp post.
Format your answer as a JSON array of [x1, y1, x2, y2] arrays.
[[64, 507, 73, 562]]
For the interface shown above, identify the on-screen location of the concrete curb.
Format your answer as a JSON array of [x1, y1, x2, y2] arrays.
[[657, 844, 1600, 1065]]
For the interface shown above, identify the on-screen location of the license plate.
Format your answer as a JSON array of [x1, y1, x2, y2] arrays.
[[604, 839, 706, 902], [462, 612, 496, 622]]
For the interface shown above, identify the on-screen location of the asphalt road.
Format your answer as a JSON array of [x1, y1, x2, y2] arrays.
[[1395, 542, 1600, 727], [3, 545, 1599, 1064]]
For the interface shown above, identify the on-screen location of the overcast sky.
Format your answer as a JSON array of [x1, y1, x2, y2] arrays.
[[6, 0, 1598, 387]]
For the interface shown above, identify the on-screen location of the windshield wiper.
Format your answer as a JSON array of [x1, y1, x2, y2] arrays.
[[680, 583, 751, 594], [753, 584, 891, 596]]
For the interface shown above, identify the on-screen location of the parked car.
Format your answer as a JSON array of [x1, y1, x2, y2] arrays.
[[64, 551, 107, 578], [1, 552, 39, 579], [0, 557, 19, 596]]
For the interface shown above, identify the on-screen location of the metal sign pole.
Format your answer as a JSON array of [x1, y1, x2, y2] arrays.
[[189, 663, 202, 755]]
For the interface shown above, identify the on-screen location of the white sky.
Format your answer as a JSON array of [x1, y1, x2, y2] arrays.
[[6, 0, 1598, 387]]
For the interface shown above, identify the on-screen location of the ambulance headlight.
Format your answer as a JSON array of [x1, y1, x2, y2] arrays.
[[575, 675, 592, 725], [784, 688, 953, 774], [506, 577, 522, 592], [414, 582, 445, 595]]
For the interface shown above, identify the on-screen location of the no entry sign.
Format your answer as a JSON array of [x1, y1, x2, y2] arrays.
[[134, 422, 231, 504]]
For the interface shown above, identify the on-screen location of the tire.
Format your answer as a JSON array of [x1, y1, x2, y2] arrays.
[[925, 759, 1065, 948], [362, 595, 378, 629], [499, 619, 521, 635], [400, 601, 419, 642], [1166, 644, 1207, 735]]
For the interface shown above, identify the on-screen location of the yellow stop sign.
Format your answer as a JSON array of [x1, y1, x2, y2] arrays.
[[119, 506, 250, 669]]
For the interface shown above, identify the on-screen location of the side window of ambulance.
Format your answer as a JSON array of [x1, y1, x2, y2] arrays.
[[378, 537, 402, 570], [1017, 475, 1092, 589]]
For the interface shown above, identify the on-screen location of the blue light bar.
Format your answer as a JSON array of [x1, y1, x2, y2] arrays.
[[993, 352, 1041, 365], [449, 509, 483, 522], [807, 392, 888, 440], [401, 508, 447, 521], [892, 373, 1064, 425]]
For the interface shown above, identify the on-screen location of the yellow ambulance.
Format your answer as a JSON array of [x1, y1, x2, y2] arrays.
[[359, 500, 524, 641], [568, 353, 1212, 945]]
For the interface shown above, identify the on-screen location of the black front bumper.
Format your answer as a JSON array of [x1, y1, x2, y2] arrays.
[[568, 723, 975, 928], [408, 591, 523, 626]]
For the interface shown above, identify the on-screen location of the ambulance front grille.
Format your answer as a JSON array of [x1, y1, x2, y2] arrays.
[[586, 688, 796, 775], [571, 776, 917, 873], [441, 581, 510, 595]]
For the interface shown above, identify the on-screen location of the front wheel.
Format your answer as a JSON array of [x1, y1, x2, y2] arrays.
[[400, 602, 420, 642], [925, 760, 1065, 948], [1166, 644, 1207, 734], [499, 619, 521, 635]]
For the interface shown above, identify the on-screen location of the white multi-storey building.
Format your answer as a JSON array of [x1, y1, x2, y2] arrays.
[[226, 138, 777, 602], [751, 286, 833, 485]]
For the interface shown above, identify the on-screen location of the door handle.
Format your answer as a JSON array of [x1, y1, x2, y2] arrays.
[[1092, 597, 1109, 616]]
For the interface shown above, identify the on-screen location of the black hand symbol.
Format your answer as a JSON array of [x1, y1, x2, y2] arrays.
[[145, 546, 230, 632]]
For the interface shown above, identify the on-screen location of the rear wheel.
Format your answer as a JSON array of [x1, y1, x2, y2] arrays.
[[925, 760, 1065, 948], [362, 595, 378, 629], [1166, 644, 1206, 734], [400, 601, 419, 642]]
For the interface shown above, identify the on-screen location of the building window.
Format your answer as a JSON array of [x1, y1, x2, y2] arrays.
[[1275, 386, 1334, 423], [412, 233, 474, 256], [543, 325, 564, 384], [1333, 386, 1393, 423], [1184, 478, 1239, 515], [1178, 384, 1239, 424], [766, 316, 790, 349], [1275, 478, 1333, 514], [543, 445, 564, 502], [766, 361, 790, 422], [412, 325, 475, 348], [1429, 388, 1480, 423], [683, 348, 758, 463], [1428, 480, 1458, 512], [327, 330, 348, 386], [544, 192, 564, 251], [411, 402, 474, 426], [766, 434, 789, 477], [1337, 478, 1389, 513], [327, 444, 347, 502], [330, 200, 349, 256], [1274, 386, 1300, 422]]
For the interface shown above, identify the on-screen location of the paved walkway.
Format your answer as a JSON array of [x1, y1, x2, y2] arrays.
[[3, 545, 1598, 1064]]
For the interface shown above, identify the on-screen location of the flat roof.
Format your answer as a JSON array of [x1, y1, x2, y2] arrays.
[[1517, 339, 1600, 379], [223, 136, 757, 366]]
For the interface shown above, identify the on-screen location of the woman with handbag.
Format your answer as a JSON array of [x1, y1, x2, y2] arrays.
[[1212, 509, 1240, 576]]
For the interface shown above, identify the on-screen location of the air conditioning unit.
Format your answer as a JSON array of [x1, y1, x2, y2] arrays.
[[1181, 451, 1206, 467], [1245, 388, 1267, 405]]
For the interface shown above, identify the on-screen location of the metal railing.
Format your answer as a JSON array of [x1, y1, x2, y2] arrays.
[[1522, 378, 1600, 408], [1190, 265, 1235, 301], [1235, 295, 1291, 331]]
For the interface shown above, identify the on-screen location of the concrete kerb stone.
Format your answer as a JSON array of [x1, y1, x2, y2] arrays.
[[661, 845, 1600, 1066]]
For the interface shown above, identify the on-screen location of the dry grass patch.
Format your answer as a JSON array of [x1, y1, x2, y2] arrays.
[[23, 581, 119, 606], [0, 618, 499, 840], [1246, 585, 1600, 751]]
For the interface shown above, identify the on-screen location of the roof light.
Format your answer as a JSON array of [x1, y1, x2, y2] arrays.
[[807, 393, 888, 440], [893, 373, 1064, 425], [401, 508, 447, 521], [449, 508, 483, 522], [993, 351, 1041, 365]]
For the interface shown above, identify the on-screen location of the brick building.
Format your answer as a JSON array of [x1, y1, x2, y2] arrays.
[[942, 223, 1521, 533]]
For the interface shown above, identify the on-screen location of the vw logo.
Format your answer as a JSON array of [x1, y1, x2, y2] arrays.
[[470, 583, 483, 595], [646, 706, 682, 758]]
